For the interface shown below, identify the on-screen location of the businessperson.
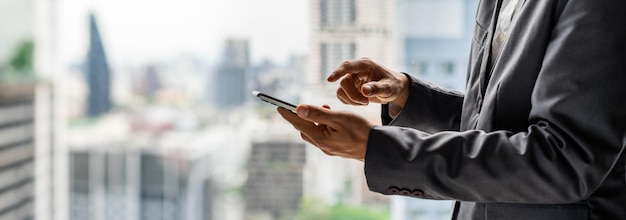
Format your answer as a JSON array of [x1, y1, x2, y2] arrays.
[[279, 0, 626, 219]]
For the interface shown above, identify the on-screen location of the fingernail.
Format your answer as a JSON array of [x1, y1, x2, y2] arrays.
[[327, 73, 336, 81], [297, 106, 309, 117], [363, 85, 373, 96]]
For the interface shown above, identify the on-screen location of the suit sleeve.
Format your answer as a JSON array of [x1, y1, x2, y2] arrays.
[[365, 0, 626, 203], [381, 73, 464, 133]]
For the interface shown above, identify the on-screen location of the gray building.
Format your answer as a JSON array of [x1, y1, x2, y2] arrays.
[[211, 38, 250, 109], [308, 0, 395, 86], [70, 146, 214, 220], [1, 0, 70, 219], [245, 141, 306, 219], [86, 13, 112, 117], [0, 83, 36, 219], [300, 0, 393, 208]]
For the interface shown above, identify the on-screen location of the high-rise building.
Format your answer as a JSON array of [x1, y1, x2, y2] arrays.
[[1, 0, 69, 219], [308, 0, 395, 86], [251, 54, 307, 101], [86, 13, 112, 117], [0, 83, 36, 219], [140, 65, 162, 100], [211, 38, 250, 109], [245, 141, 306, 219], [69, 145, 215, 220], [301, 0, 392, 208]]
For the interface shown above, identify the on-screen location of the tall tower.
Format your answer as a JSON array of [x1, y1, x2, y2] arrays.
[[1, 0, 70, 219], [212, 38, 250, 109], [300, 0, 393, 208], [0, 84, 37, 219], [308, 0, 395, 86], [86, 13, 111, 117], [69, 145, 215, 220], [245, 141, 306, 219]]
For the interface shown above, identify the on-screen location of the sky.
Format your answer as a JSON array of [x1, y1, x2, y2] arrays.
[[58, 0, 310, 66]]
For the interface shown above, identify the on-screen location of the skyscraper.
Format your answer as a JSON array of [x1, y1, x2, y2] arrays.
[[1, 1, 69, 219], [0, 83, 36, 219], [140, 65, 162, 100], [308, 0, 395, 86], [212, 38, 250, 109], [69, 145, 215, 220], [86, 13, 112, 117], [301, 0, 392, 208], [245, 141, 306, 219]]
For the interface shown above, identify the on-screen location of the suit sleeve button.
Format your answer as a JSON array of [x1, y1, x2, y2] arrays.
[[411, 190, 424, 197], [387, 187, 400, 195], [399, 189, 411, 196]]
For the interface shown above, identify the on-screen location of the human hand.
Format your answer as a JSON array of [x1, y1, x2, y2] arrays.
[[327, 57, 410, 109], [277, 105, 373, 161]]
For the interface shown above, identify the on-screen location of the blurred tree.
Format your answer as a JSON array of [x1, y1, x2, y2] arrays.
[[0, 39, 35, 81], [329, 203, 389, 220], [295, 198, 331, 220], [296, 197, 389, 220], [9, 39, 35, 72]]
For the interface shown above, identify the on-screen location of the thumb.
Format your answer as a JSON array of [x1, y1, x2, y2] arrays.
[[361, 81, 393, 97], [296, 104, 339, 126]]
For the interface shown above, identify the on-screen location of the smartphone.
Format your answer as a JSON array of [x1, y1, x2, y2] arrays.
[[252, 91, 297, 112]]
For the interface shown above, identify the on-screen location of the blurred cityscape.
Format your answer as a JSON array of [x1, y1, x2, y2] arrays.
[[0, 0, 477, 219]]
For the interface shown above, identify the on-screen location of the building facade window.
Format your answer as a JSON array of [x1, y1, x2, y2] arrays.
[[441, 62, 455, 76], [320, 0, 356, 27], [320, 42, 356, 80], [410, 60, 428, 77]]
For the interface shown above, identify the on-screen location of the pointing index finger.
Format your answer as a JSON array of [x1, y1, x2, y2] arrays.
[[327, 58, 372, 82]]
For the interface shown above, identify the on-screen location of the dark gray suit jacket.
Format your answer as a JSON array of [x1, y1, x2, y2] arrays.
[[364, 0, 626, 219]]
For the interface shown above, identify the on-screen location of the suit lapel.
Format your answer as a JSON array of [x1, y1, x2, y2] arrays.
[[484, 0, 528, 92], [479, 0, 504, 97]]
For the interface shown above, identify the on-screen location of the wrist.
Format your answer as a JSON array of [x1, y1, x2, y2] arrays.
[[390, 73, 410, 109]]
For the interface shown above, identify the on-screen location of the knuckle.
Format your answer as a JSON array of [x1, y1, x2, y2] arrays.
[[340, 77, 353, 86], [373, 83, 388, 92], [360, 57, 373, 65]]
